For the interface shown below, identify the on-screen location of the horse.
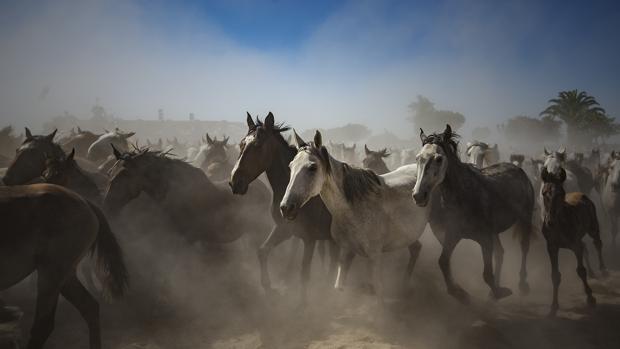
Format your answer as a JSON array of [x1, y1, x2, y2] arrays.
[[197, 134, 234, 182], [0, 184, 128, 349], [540, 167, 607, 316], [2, 129, 108, 189], [585, 148, 601, 174], [600, 151, 620, 247], [60, 127, 102, 159], [362, 145, 390, 174], [412, 125, 534, 303], [230, 112, 335, 303], [42, 148, 103, 205], [280, 130, 428, 306], [103, 146, 272, 245], [465, 141, 499, 168], [87, 128, 135, 163]]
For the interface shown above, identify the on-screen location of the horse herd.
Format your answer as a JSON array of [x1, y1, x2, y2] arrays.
[[0, 113, 619, 348]]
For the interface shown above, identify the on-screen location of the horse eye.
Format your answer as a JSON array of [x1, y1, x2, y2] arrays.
[[436, 157, 443, 164], [308, 164, 317, 172]]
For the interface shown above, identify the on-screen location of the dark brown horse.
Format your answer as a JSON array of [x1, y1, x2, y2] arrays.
[[413, 125, 534, 303], [103, 146, 272, 245], [230, 112, 335, 303], [42, 148, 103, 205], [2, 128, 107, 189], [541, 167, 608, 316], [0, 184, 128, 348], [362, 145, 390, 174]]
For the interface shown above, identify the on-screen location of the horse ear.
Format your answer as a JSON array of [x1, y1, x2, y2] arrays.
[[246, 112, 256, 130], [365, 144, 371, 155], [124, 132, 135, 139], [68, 148, 75, 161], [223, 136, 229, 146], [111, 144, 122, 160], [77, 126, 82, 133], [103, 128, 109, 133], [443, 124, 452, 142], [544, 147, 550, 156], [293, 129, 307, 149], [265, 112, 275, 129], [419, 128, 427, 144], [25, 127, 33, 140], [206, 133, 213, 145], [314, 130, 323, 148], [557, 146, 566, 155], [46, 129, 57, 142]]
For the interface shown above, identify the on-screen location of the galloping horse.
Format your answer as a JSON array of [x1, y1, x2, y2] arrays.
[[0, 184, 128, 348], [60, 127, 102, 159], [104, 146, 272, 245], [600, 151, 620, 247], [540, 167, 607, 316], [87, 128, 135, 164], [230, 112, 334, 303], [280, 130, 428, 305], [362, 145, 390, 174], [466, 141, 499, 168], [197, 134, 234, 182], [413, 125, 534, 303]]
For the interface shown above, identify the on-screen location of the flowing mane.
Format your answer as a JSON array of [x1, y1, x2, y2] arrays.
[[341, 163, 381, 203], [421, 127, 461, 159]]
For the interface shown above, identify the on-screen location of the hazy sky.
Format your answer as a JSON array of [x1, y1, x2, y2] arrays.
[[1, 0, 618, 137]]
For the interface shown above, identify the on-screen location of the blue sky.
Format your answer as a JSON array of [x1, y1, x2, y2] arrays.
[[0, 0, 619, 137]]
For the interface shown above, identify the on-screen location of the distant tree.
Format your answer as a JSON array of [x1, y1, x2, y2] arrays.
[[501, 115, 561, 143], [408, 95, 465, 132], [471, 126, 491, 140], [158, 108, 164, 121], [300, 123, 371, 143], [540, 90, 616, 145], [189, 112, 195, 121]]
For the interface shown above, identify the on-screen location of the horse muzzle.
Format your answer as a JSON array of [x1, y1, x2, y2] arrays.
[[412, 190, 429, 207], [280, 202, 299, 220]]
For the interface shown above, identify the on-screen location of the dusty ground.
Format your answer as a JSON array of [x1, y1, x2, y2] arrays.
[[3, 220, 620, 349]]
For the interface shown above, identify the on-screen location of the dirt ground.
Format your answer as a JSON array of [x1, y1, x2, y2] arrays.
[[3, 219, 620, 349]]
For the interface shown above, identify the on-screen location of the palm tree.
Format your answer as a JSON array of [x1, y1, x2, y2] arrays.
[[540, 90, 607, 145]]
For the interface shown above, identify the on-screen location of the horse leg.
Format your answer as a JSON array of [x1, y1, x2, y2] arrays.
[[299, 239, 316, 307], [403, 241, 422, 289], [316, 240, 326, 271], [492, 236, 504, 288], [334, 249, 355, 291], [547, 243, 561, 317], [516, 221, 531, 295], [258, 224, 292, 296], [582, 243, 596, 277], [574, 242, 596, 308], [438, 235, 469, 304], [27, 268, 62, 349], [60, 274, 101, 349], [481, 236, 512, 300], [367, 254, 384, 307], [589, 230, 609, 277], [611, 216, 618, 249], [327, 240, 339, 286]]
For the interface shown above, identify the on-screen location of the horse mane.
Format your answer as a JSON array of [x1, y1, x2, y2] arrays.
[[250, 116, 295, 152], [341, 164, 381, 203], [309, 143, 381, 203], [422, 128, 461, 159]]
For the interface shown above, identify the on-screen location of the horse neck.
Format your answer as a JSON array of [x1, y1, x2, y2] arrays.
[[68, 163, 100, 197], [265, 139, 296, 202], [441, 154, 479, 202], [319, 155, 350, 214]]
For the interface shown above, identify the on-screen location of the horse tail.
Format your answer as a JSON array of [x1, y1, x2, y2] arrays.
[[87, 201, 129, 299]]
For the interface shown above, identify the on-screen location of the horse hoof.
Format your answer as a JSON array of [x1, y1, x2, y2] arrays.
[[587, 296, 597, 307], [449, 287, 471, 305], [519, 281, 530, 295], [494, 287, 513, 300]]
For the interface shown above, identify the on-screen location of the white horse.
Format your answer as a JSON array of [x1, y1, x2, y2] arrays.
[[465, 141, 499, 168], [280, 130, 429, 305], [601, 151, 620, 247], [87, 128, 135, 163]]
